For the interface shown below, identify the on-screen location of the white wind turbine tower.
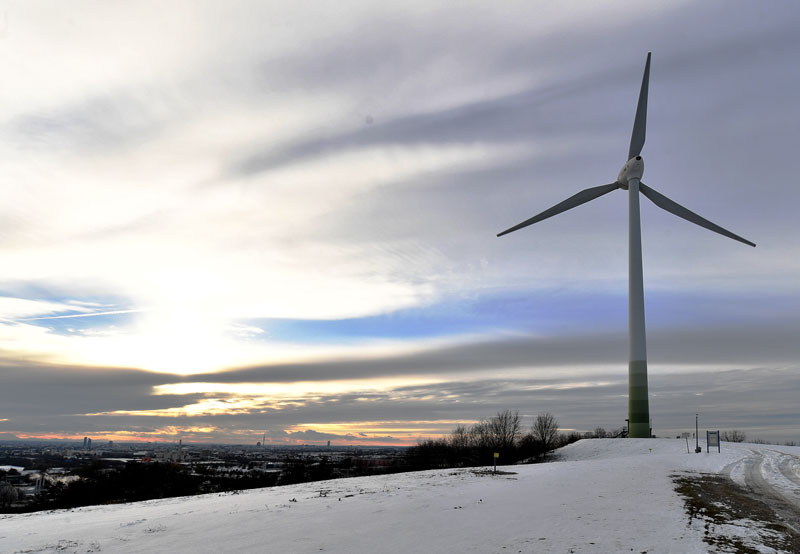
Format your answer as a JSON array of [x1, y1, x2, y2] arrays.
[[497, 53, 755, 438]]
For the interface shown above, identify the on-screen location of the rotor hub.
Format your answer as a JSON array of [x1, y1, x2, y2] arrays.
[[617, 156, 644, 187]]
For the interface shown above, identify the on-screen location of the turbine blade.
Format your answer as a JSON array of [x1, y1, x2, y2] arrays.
[[639, 182, 755, 247], [497, 183, 620, 237], [628, 52, 651, 160]]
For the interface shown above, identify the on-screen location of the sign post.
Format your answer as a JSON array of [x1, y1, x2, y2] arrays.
[[707, 430, 720, 453], [493, 452, 499, 474], [681, 432, 690, 453]]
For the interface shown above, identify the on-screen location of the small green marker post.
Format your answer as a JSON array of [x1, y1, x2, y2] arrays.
[[493, 452, 499, 474]]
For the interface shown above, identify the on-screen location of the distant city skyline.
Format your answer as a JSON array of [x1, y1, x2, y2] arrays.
[[2, 2, 800, 445]]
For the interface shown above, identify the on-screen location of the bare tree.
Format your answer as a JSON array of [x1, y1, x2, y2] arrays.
[[469, 420, 490, 449], [593, 427, 607, 438], [721, 430, 746, 443], [486, 410, 521, 450], [532, 412, 560, 453], [449, 424, 471, 449]]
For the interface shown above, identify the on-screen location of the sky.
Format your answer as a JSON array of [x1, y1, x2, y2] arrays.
[[1, 1, 799, 445]]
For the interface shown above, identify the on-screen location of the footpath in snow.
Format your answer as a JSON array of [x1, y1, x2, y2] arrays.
[[1, 438, 798, 554]]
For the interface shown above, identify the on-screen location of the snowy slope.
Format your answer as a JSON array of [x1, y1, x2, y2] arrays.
[[1, 439, 798, 554]]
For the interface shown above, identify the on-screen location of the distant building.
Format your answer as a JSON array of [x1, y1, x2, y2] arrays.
[[34, 475, 45, 494], [82, 437, 88, 449], [86, 438, 92, 450]]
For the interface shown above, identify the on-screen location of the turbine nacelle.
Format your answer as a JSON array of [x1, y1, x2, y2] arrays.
[[617, 156, 644, 189]]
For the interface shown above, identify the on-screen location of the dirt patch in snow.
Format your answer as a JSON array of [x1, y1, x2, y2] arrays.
[[470, 469, 517, 476], [674, 473, 799, 553]]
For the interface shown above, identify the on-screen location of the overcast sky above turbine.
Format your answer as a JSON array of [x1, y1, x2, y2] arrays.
[[1, 1, 799, 444]]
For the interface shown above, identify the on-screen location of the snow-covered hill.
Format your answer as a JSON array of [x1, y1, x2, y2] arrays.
[[2, 439, 798, 553]]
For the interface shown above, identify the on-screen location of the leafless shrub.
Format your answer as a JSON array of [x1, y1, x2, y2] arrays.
[[721, 430, 746, 443]]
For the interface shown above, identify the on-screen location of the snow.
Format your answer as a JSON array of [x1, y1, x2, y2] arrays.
[[1, 439, 798, 554]]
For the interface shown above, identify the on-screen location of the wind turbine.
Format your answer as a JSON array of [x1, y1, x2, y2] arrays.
[[497, 52, 755, 439]]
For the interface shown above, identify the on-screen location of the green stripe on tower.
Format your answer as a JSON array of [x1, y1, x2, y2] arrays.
[[628, 360, 650, 438]]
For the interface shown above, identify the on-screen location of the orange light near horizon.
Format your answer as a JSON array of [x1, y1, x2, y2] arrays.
[[15, 419, 467, 446], [85, 377, 447, 419], [16, 426, 222, 444], [16, 432, 174, 443], [285, 420, 466, 445], [152, 377, 443, 397], [293, 421, 465, 434]]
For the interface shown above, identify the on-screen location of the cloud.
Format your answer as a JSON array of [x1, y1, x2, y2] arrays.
[[0, 297, 96, 320], [277, 428, 403, 445], [2, 317, 800, 443], [211, 315, 800, 385], [1, 2, 800, 443]]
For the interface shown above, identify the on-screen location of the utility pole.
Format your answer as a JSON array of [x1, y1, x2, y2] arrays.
[[695, 414, 701, 453]]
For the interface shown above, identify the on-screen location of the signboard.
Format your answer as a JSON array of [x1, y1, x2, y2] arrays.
[[707, 430, 720, 453], [493, 452, 499, 459]]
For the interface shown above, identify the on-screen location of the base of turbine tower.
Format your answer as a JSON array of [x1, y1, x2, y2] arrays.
[[628, 360, 650, 438]]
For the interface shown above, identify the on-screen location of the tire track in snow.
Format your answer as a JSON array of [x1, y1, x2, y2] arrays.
[[721, 454, 749, 488], [760, 449, 800, 509], [774, 451, 800, 489], [738, 449, 800, 534]]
